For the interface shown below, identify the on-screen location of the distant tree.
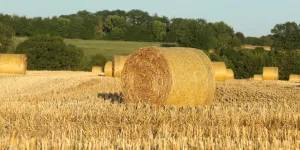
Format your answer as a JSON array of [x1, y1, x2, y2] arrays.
[[94, 16, 105, 39], [152, 20, 167, 42], [235, 32, 245, 44], [104, 15, 128, 31], [271, 22, 300, 50], [95, 9, 126, 18], [57, 18, 71, 37], [0, 14, 13, 27], [177, 19, 218, 50], [80, 14, 98, 39], [64, 44, 84, 70], [15, 35, 84, 70], [68, 16, 84, 39], [124, 25, 154, 42], [0, 23, 15, 53], [104, 15, 128, 40], [89, 53, 107, 68], [213, 22, 237, 49], [153, 14, 170, 25], [76, 10, 92, 17], [166, 18, 189, 43], [126, 9, 150, 25]]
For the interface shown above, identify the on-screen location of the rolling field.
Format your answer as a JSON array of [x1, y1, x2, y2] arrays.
[[15, 37, 163, 58], [0, 71, 300, 149]]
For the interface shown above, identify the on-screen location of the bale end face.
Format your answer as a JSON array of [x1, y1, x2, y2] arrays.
[[212, 62, 227, 81], [253, 74, 263, 81], [104, 61, 113, 77], [113, 55, 128, 78], [289, 74, 300, 82], [226, 69, 234, 80], [121, 47, 215, 107], [263, 67, 279, 80], [92, 66, 103, 73], [0, 54, 27, 75]]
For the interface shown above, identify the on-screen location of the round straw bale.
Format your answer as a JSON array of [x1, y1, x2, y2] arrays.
[[226, 69, 234, 80], [121, 47, 216, 107], [289, 74, 300, 82], [113, 55, 128, 78], [212, 62, 227, 81], [263, 67, 279, 80], [253, 74, 263, 81], [104, 61, 113, 77], [0, 54, 27, 75], [92, 66, 103, 73], [112, 55, 120, 77]]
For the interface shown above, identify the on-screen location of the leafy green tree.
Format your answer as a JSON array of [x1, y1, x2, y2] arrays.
[[104, 15, 128, 40], [235, 32, 245, 44], [94, 16, 105, 39], [177, 19, 217, 50], [0, 23, 15, 53], [213, 22, 237, 49], [68, 16, 84, 38], [63, 44, 84, 70], [0, 14, 13, 27], [271, 22, 300, 50], [104, 15, 128, 31], [80, 14, 98, 39], [106, 27, 126, 40], [95, 10, 126, 18], [126, 9, 150, 25], [152, 20, 167, 42], [15, 35, 84, 70], [57, 18, 71, 37], [124, 25, 154, 42], [165, 18, 189, 43], [153, 14, 170, 25], [89, 53, 107, 67]]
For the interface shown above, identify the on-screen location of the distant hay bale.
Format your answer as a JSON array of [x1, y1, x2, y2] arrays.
[[112, 55, 120, 77], [289, 74, 300, 82], [212, 62, 227, 81], [121, 47, 216, 107], [263, 67, 279, 80], [113, 55, 128, 78], [253, 74, 263, 81], [226, 69, 234, 80], [104, 61, 113, 77], [92, 66, 103, 73], [0, 54, 27, 75]]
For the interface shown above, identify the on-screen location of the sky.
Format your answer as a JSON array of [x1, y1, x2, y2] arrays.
[[0, 0, 300, 37]]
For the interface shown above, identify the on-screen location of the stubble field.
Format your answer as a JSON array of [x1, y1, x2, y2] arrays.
[[0, 71, 300, 149]]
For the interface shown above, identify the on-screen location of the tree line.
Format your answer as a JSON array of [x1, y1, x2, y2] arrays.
[[2, 10, 300, 50], [1, 9, 300, 79], [0, 9, 246, 51]]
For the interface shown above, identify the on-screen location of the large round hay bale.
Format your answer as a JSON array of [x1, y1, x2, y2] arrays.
[[121, 47, 216, 107], [92, 66, 103, 73], [263, 67, 279, 80], [0, 54, 27, 75], [226, 69, 234, 80], [212, 62, 227, 81], [289, 74, 300, 82], [113, 55, 128, 78], [253, 74, 263, 81], [104, 61, 113, 77]]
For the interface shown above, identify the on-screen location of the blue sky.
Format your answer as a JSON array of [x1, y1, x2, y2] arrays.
[[0, 0, 300, 37]]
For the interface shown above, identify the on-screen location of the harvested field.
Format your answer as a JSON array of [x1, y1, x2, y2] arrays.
[[0, 71, 300, 149]]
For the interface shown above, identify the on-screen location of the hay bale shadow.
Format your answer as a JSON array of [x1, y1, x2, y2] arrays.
[[98, 92, 124, 103], [160, 43, 178, 47]]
